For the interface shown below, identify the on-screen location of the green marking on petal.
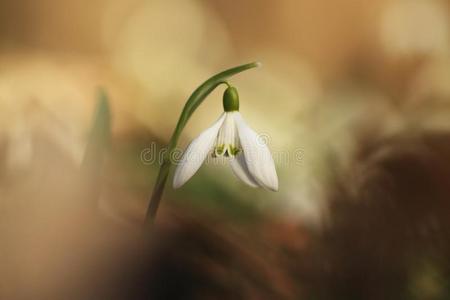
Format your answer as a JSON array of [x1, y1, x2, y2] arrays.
[[215, 145, 225, 156], [230, 146, 241, 156], [213, 144, 241, 158]]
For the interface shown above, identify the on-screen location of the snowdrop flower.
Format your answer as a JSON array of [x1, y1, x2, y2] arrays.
[[173, 86, 278, 191]]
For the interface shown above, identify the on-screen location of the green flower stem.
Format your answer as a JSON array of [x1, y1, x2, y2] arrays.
[[145, 62, 261, 225]]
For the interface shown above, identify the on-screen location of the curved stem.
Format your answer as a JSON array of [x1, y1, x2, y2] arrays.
[[220, 81, 232, 88], [145, 62, 261, 226]]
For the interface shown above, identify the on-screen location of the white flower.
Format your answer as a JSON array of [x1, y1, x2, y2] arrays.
[[173, 111, 278, 191]]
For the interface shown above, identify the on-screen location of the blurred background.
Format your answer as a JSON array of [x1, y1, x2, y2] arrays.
[[1, 0, 450, 299]]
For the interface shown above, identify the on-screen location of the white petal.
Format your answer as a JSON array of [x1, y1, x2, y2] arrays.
[[173, 113, 226, 188], [234, 113, 278, 191], [230, 154, 259, 188]]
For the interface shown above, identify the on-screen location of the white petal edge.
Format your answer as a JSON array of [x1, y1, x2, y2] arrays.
[[234, 112, 278, 191], [230, 154, 260, 188], [173, 113, 226, 188]]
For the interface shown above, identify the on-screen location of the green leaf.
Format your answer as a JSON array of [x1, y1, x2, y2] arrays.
[[82, 88, 111, 170], [79, 89, 111, 213]]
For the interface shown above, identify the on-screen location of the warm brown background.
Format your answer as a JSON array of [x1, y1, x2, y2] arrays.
[[0, 0, 449, 299]]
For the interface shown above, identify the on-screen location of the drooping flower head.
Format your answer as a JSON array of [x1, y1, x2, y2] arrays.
[[173, 86, 278, 191]]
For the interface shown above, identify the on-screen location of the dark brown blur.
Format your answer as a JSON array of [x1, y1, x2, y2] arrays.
[[1, 0, 450, 299]]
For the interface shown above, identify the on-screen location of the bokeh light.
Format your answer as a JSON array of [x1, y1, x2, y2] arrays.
[[1, 0, 449, 298]]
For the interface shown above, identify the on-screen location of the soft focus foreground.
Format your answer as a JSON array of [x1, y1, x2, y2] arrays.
[[0, 0, 449, 299]]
